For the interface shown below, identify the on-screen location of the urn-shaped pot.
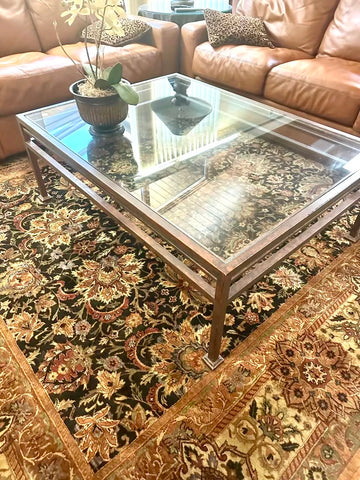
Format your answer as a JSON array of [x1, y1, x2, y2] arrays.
[[70, 79, 129, 135]]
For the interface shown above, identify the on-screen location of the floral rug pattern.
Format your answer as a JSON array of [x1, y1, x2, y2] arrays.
[[157, 134, 344, 259], [0, 156, 359, 477]]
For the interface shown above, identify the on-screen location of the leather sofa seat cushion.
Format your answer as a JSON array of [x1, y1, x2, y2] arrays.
[[235, 0, 339, 56], [192, 43, 312, 95], [264, 57, 360, 127], [0, 0, 42, 57], [47, 43, 163, 84], [318, 0, 360, 62], [0, 52, 82, 117]]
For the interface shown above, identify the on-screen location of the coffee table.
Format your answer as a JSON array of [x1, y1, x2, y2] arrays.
[[17, 73, 360, 369]]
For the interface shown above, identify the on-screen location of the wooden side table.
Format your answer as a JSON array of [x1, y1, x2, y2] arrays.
[[138, 0, 232, 27]]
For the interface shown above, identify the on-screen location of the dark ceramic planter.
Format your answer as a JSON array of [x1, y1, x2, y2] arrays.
[[70, 79, 128, 136]]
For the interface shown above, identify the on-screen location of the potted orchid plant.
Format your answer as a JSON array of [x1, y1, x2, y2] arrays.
[[58, 0, 139, 133]]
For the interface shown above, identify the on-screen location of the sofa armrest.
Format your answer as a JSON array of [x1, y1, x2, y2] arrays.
[[180, 21, 208, 77], [130, 15, 180, 75]]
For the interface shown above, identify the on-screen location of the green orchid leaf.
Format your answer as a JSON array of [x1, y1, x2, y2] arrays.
[[113, 83, 139, 105], [94, 78, 111, 90], [107, 63, 123, 85], [102, 66, 112, 81], [83, 63, 96, 80]]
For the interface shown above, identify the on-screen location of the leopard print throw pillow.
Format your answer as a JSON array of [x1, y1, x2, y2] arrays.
[[204, 9, 275, 49], [81, 18, 151, 47]]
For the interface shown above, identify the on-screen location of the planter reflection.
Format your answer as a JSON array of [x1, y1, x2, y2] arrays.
[[151, 78, 212, 135], [87, 132, 138, 188]]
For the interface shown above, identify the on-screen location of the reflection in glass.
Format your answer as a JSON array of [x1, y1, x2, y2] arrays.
[[87, 132, 138, 187], [151, 78, 212, 136]]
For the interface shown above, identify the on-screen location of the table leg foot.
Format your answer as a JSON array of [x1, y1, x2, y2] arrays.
[[39, 195, 52, 202], [344, 211, 360, 242], [344, 232, 360, 243], [203, 353, 224, 370]]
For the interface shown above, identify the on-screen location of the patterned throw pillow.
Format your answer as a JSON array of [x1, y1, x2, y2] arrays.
[[204, 9, 275, 49], [81, 18, 151, 47]]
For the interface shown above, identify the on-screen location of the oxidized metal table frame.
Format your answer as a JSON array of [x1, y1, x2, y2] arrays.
[[17, 100, 360, 370]]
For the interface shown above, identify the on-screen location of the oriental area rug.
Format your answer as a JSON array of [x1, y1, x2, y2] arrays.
[[0, 155, 359, 479]]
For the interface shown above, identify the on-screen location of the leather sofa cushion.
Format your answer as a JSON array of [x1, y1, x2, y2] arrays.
[[318, 0, 360, 62], [0, 52, 82, 116], [47, 43, 163, 84], [27, 0, 87, 52], [264, 57, 360, 127], [235, 0, 339, 56], [0, 115, 26, 159], [192, 42, 312, 95], [0, 0, 42, 57]]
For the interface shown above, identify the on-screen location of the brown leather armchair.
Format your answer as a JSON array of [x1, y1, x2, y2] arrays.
[[0, 0, 180, 160], [181, 0, 360, 137]]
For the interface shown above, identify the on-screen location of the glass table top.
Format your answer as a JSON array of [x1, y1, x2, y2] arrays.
[[24, 74, 360, 262]]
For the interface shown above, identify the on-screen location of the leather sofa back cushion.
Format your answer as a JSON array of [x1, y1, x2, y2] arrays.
[[0, 0, 41, 56], [318, 0, 360, 62], [27, 0, 87, 52], [235, 0, 339, 56]]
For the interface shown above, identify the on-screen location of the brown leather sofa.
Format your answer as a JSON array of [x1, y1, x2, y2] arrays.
[[0, 0, 179, 160], [181, 0, 360, 138]]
